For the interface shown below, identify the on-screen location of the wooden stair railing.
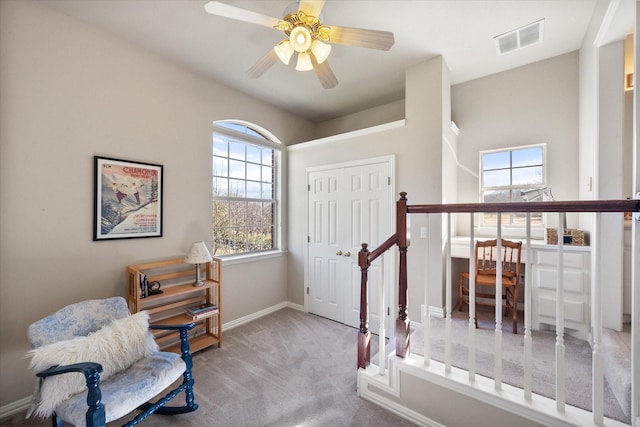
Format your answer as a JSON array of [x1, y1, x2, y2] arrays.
[[357, 192, 640, 370]]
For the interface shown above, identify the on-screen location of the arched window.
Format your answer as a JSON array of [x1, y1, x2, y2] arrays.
[[212, 121, 281, 256]]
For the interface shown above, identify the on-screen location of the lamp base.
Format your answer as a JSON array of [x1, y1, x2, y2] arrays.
[[192, 263, 205, 287]]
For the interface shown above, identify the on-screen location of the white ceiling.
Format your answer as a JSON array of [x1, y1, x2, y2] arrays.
[[42, 0, 598, 123]]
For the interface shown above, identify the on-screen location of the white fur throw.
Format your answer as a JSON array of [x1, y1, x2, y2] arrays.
[[27, 311, 158, 418]]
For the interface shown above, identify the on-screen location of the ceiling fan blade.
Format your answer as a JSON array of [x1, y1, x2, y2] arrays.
[[311, 53, 338, 89], [204, 1, 282, 29], [299, 0, 326, 17], [328, 25, 395, 51], [248, 49, 279, 78]]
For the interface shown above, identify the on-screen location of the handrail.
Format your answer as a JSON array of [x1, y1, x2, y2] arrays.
[[407, 199, 639, 214], [365, 233, 398, 264], [358, 192, 640, 368]]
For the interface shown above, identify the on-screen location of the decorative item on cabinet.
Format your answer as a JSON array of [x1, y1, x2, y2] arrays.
[[545, 228, 587, 246]]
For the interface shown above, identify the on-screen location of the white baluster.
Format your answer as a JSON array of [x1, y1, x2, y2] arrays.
[[469, 214, 476, 382], [495, 214, 503, 390], [378, 254, 386, 376], [556, 212, 566, 412], [524, 212, 533, 400], [423, 214, 431, 366], [591, 212, 603, 424], [445, 213, 452, 373]]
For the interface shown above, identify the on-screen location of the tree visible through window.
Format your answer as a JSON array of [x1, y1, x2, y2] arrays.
[[480, 144, 545, 226], [212, 122, 279, 256]]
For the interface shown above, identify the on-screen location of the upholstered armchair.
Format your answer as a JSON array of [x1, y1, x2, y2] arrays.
[[26, 296, 198, 427]]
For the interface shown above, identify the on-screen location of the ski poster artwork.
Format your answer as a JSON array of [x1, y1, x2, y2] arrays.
[[94, 156, 163, 240]]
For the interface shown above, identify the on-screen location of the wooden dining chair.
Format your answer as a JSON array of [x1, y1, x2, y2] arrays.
[[457, 239, 522, 334]]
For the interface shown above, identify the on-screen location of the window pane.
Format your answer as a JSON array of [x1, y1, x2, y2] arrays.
[[231, 227, 246, 253], [247, 145, 261, 164], [229, 159, 245, 179], [512, 166, 543, 186], [483, 151, 510, 170], [483, 189, 510, 203], [246, 162, 261, 181], [262, 182, 273, 199], [213, 156, 228, 177], [219, 122, 245, 134], [262, 202, 273, 227], [229, 141, 245, 161], [483, 169, 510, 188], [213, 177, 228, 197], [262, 149, 273, 166], [213, 200, 229, 228], [229, 201, 246, 227], [246, 128, 266, 140], [247, 181, 261, 199], [213, 137, 228, 157], [512, 147, 542, 167], [483, 212, 513, 225], [247, 202, 262, 226], [262, 166, 272, 183], [229, 179, 245, 197]]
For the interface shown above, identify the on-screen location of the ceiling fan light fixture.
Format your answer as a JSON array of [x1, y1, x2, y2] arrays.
[[310, 39, 331, 64], [295, 51, 313, 71], [274, 40, 295, 64], [290, 26, 312, 52]]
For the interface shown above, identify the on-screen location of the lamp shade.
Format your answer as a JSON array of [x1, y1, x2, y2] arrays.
[[274, 40, 295, 65], [184, 241, 213, 264], [310, 40, 331, 64], [296, 52, 313, 71]]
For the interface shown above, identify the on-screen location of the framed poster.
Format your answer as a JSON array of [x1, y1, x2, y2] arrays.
[[94, 156, 163, 241]]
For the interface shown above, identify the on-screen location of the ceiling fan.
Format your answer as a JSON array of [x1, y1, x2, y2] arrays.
[[203, 0, 395, 89]]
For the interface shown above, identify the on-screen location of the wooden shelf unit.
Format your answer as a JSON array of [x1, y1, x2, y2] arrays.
[[126, 257, 222, 353]]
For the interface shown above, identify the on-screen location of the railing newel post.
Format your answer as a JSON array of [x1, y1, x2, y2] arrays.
[[397, 192, 410, 358], [358, 243, 371, 369]]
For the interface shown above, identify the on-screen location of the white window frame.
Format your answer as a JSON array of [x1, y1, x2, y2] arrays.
[[477, 143, 547, 239], [212, 120, 283, 264]]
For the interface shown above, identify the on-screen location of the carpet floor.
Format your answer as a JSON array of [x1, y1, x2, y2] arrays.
[[3, 308, 417, 427], [409, 306, 630, 424]]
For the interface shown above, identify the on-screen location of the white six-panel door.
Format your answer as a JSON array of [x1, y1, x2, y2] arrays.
[[307, 158, 393, 334]]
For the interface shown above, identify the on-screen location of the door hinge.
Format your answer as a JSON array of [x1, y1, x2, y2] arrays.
[[307, 287, 309, 295], [387, 306, 390, 316], [307, 236, 310, 243], [388, 177, 391, 186], [308, 184, 311, 191]]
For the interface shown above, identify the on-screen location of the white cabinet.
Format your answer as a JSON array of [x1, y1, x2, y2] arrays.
[[531, 248, 590, 340]]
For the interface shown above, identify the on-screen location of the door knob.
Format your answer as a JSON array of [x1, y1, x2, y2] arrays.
[[336, 250, 343, 256], [344, 251, 351, 257]]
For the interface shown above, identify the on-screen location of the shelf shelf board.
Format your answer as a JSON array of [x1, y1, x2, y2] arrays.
[[165, 333, 220, 354]]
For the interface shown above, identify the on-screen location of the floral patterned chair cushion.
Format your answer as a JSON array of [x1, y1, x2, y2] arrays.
[[26, 296, 197, 426]]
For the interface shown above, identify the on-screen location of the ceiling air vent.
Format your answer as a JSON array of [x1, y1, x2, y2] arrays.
[[494, 19, 545, 56]]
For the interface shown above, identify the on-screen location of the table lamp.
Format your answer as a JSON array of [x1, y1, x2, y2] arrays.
[[520, 186, 567, 231], [184, 241, 213, 287]]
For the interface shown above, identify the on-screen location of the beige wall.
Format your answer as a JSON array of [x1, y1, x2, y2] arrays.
[[0, 0, 314, 406], [313, 100, 405, 140], [451, 51, 580, 236]]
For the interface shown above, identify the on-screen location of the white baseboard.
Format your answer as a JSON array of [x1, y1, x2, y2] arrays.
[[222, 301, 304, 330], [421, 304, 445, 319], [1, 302, 306, 422]]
